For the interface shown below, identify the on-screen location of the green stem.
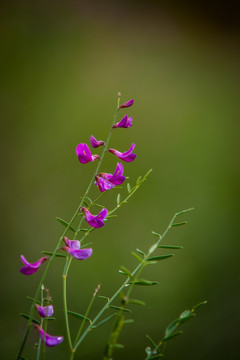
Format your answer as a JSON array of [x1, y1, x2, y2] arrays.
[[74, 212, 179, 353], [63, 256, 73, 349], [73, 292, 96, 347], [17, 98, 120, 360], [36, 285, 44, 360]]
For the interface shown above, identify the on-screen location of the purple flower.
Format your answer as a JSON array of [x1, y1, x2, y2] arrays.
[[95, 163, 126, 192], [90, 135, 105, 148], [113, 115, 133, 128], [62, 237, 92, 260], [63, 237, 80, 250], [119, 99, 134, 108], [107, 143, 136, 162], [95, 176, 115, 192], [35, 304, 54, 318], [19, 255, 48, 276], [80, 207, 108, 228], [101, 163, 126, 185], [76, 143, 100, 164], [62, 246, 93, 260], [35, 325, 64, 347]]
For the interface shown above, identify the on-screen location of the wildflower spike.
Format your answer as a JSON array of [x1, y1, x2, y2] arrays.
[[90, 135, 105, 148], [107, 143, 136, 162], [76, 143, 100, 164], [80, 207, 108, 228], [19, 255, 48, 275]]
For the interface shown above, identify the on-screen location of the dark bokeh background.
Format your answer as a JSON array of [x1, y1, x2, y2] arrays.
[[1, 1, 240, 359]]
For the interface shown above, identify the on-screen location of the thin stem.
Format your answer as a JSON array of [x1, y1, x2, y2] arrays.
[[61, 99, 121, 356], [63, 256, 73, 349], [36, 285, 44, 360], [73, 292, 96, 347], [74, 212, 179, 352]]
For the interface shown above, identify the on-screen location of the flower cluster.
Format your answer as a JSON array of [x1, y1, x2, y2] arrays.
[[76, 98, 136, 229]]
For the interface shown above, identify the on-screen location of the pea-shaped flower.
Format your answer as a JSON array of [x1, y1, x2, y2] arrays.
[[62, 237, 92, 260], [90, 135, 105, 148], [76, 143, 100, 164], [95, 163, 126, 192], [35, 325, 63, 347], [35, 304, 54, 318], [113, 115, 133, 128], [80, 207, 108, 228], [107, 143, 136, 162], [119, 99, 134, 108], [19, 255, 48, 275]]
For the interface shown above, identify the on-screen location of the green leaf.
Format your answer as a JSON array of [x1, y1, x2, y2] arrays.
[[171, 221, 187, 227], [56, 217, 76, 232], [79, 228, 89, 232], [147, 255, 174, 261], [107, 214, 118, 218], [179, 310, 191, 319], [176, 208, 194, 215], [136, 176, 142, 184], [145, 334, 157, 348], [124, 319, 134, 324], [128, 299, 146, 306], [127, 183, 131, 193], [67, 310, 91, 323], [19, 313, 40, 325], [148, 243, 158, 254], [26, 296, 41, 305], [163, 330, 183, 341], [165, 319, 179, 337], [144, 169, 153, 179], [157, 245, 183, 249], [136, 248, 146, 257], [42, 251, 66, 258], [133, 279, 159, 286], [93, 203, 105, 208], [93, 313, 117, 328], [119, 266, 133, 279], [117, 194, 121, 205], [109, 305, 131, 313], [131, 251, 144, 263], [193, 300, 208, 310], [81, 242, 92, 249], [151, 231, 161, 238], [98, 295, 109, 301]]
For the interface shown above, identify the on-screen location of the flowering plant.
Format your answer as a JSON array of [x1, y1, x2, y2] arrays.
[[17, 94, 206, 360]]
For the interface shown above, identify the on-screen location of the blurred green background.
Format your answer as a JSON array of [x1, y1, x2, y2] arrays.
[[1, 0, 240, 359]]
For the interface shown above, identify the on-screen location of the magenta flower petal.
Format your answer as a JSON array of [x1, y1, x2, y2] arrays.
[[80, 207, 108, 228], [113, 115, 133, 128], [63, 237, 80, 250], [102, 162, 126, 185], [35, 304, 54, 318], [95, 176, 115, 192], [90, 135, 105, 148], [62, 246, 93, 260], [107, 143, 136, 162], [119, 99, 134, 108], [76, 143, 100, 164], [35, 325, 64, 347], [20, 255, 48, 275]]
